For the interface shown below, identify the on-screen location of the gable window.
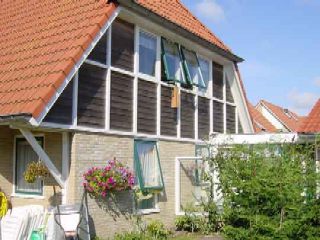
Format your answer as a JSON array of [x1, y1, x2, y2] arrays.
[[199, 58, 210, 89], [181, 48, 205, 88], [161, 38, 187, 85], [134, 140, 164, 213], [15, 137, 43, 195], [139, 31, 157, 76]]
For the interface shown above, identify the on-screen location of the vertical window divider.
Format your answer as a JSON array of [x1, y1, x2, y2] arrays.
[[209, 61, 213, 134], [105, 28, 112, 131], [195, 93, 198, 141], [72, 72, 78, 127], [156, 35, 162, 137], [133, 26, 139, 134], [223, 69, 227, 134], [177, 85, 181, 139]]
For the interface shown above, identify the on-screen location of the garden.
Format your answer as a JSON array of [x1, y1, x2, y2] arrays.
[[87, 140, 320, 240]]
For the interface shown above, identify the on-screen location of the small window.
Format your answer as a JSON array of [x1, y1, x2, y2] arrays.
[[136, 195, 157, 212], [181, 48, 205, 88], [161, 38, 187, 85], [15, 138, 43, 195], [134, 140, 164, 193], [199, 58, 210, 89], [139, 31, 157, 76]]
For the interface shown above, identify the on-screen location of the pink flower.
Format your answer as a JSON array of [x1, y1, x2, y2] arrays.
[[101, 191, 107, 197]]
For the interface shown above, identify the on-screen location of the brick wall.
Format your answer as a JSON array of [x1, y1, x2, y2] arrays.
[[69, 132, 196, 238], [0, 126, 63, 207]]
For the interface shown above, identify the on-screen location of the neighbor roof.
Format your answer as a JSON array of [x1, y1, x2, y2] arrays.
[[298, 99, 320, 133], [248, 103, 277, 133], [259, 100, 303, 132], [0, 0, 240, 122]]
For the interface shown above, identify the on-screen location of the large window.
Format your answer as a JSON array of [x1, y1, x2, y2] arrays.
[[134, 140, 164, 212], [181, 48, 205, 88], [15, 137, 43, 195], [161, 38, 187, 85], [139, 31, 157, 76]]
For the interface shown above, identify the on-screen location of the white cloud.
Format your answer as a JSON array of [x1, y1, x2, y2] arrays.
[[195, 0, 225, 24], [287, 90, 318, 115]]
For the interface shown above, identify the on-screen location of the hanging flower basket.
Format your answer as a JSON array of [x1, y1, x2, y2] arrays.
[[82, 159, 135, 199], [24, 161, 50, 183]]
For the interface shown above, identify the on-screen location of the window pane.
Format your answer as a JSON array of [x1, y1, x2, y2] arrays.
[[137, 195, 156, 210], [199, 58, 210, 88], [16, 139, 43, 194], [182, 48, 205, 87], [139, 32, 157, 76], [134, 141, 164, 191], [162, 39, 186, 84], [87, 32, 107, 64]]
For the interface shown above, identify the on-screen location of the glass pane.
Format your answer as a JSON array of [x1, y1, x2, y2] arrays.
[[87, 32, 107, 64], [16, 140, 42, 194], [199, 58, 210, 88], [139, 32, 157, 76], [137, 195, 155, 210], [136, 142, 162, 188], [162, 39, 186, 84], [182, 48, 205, 87]]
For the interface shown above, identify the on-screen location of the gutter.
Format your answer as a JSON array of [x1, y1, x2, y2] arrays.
[[117, 0, 244, 63], [0, 113, 32, 125]]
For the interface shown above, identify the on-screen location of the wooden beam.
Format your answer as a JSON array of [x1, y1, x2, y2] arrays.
[[19, 128, 65, 188]]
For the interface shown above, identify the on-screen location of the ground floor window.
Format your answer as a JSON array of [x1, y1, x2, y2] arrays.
[[15, 137, 44, 195], [134, 140, 164, 213]]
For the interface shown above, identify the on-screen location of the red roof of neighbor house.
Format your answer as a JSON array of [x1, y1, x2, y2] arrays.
[[248, 103, 277, 133], [0, 0, 117, 119], [298, 99, 320, 133], [135, 0, 230, 52], [0, 0, 238, 121], [259, 100, 303, 132]]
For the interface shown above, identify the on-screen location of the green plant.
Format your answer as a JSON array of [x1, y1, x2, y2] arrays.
[[24, 161, 49, 183], [114, 231, 149, 240], [146, 220, 170, 239], [207, 141, 320, 240], [83, 159, 135, 198]]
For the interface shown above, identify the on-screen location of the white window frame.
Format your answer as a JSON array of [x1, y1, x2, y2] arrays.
[[42, 16, 240, 142], [12, 135, 45, 199]]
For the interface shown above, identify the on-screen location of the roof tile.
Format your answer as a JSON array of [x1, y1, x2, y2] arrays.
[[0, 0, 117, 118], [298, 99, 320, 133], [248, 103, 277, 133]]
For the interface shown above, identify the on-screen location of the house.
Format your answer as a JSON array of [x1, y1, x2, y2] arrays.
[[248, 102, 277, 133], [0, 0, 254, 237], [255, 100, 304, 132], [298, 99, 320, 134]]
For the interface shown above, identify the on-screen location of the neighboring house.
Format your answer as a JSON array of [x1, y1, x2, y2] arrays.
[[298, 99, 320, 134], [0, 0, 254, 237], [256, 100, 304, 132], [248, 102, 277, 133]]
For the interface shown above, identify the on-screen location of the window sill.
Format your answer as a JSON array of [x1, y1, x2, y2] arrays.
[[11, 193, 45, 200], [137, 208, 160, 215]]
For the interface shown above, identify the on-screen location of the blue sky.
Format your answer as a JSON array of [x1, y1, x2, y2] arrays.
[[181, 0, 320, 115]]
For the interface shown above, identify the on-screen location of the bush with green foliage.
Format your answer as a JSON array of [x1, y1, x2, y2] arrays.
[[146, 220, 170, 239], [208, 141, 320, 240]]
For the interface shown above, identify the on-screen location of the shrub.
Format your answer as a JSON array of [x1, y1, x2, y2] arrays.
[[114, 231, 148, 240], [82, 159, 135, 198], [146, 220, 170, 239]]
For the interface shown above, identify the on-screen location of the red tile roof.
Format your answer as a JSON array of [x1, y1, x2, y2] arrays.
[[0, 0, 117, 119], [248, 103, 277, 133], [135, 0, 230, 52], [259, 100, 304, 132], [298, 99, 320, 133], [0, 0, 238, 122]]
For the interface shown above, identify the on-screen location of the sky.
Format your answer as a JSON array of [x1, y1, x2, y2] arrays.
[[181, 0, 320, 115]]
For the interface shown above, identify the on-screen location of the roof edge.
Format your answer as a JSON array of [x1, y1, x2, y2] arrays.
[[118, 0, 244, 63]]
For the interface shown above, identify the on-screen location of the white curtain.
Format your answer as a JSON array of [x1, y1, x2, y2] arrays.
[[16, 140, 42, 194], [136, 142, 161, 188]]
